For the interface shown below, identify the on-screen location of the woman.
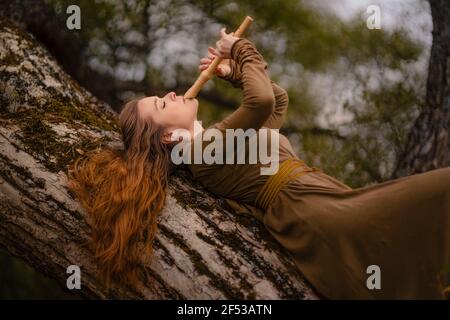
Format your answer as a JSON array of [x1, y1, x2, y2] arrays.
[[68, 28, 450, 299]]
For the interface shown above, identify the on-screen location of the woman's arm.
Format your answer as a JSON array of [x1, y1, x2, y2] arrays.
[[218, 51, 289, 130], [263, 81, 289, 129], [214, 38, 275, 131]]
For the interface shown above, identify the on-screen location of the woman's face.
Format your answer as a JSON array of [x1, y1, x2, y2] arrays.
[[138, 92, 199, 140]]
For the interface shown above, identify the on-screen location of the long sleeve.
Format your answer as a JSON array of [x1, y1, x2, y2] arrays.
[[214, 39, 275, 131], [263, 81, 289, 129], [218, 45, 289, 130]]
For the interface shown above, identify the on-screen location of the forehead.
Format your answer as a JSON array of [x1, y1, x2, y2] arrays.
[[139, 96, 157, 107], [138, 96, 157, 119]]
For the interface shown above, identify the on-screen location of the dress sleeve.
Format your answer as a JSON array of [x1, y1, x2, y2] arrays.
[[214, 39, 275, 131], [217, 42, 289, 130], [262, 80, 289, 129]]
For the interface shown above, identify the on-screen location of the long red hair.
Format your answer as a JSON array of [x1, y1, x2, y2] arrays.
[[68, 97, 172, 289]]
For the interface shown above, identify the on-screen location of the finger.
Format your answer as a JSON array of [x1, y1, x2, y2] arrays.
[[200, 58, 210, 64], [207, 49, 215, 60], [208, 47, 217, 55], [217, 66, 224, 76], [208, 46, 221, 57], [220, 27, 227, 38]]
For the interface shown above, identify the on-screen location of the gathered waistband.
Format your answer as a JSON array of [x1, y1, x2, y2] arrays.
[[254, 158, 320, 210]]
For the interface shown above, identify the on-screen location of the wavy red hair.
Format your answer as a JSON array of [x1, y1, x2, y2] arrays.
[[68, 97, 172, 289]]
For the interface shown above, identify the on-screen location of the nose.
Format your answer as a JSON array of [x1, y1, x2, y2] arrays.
[[168, 91, 176, 101]]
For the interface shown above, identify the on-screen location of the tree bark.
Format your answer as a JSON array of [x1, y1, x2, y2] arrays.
[[0, 17, 318, 299], [392, 0, 449, 178]]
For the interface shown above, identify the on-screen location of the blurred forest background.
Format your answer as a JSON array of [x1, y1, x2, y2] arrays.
[[0, 0, 436, 298]]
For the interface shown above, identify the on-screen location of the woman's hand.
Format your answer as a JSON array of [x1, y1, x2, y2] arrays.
[[212, 27, 240, 59], [198, 47, 232, 77]]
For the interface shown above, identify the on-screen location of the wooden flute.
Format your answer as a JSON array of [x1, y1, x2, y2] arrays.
[[183, 16, 254, 99]]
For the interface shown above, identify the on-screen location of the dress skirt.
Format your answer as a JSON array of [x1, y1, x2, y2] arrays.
[[259, 167, 450, 299]]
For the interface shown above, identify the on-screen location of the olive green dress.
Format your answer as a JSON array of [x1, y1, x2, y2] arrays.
[[186, 38, 450, 299]]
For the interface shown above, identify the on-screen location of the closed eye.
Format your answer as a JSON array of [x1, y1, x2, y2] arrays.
[[158, 98, 166, 109]]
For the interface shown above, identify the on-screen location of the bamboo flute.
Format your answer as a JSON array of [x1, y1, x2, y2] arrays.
[[183, 16, 254, 99]]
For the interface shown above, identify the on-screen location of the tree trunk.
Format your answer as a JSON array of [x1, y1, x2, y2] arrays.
[[392, 0, 449, 178], [0, 17, 318, 299]]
